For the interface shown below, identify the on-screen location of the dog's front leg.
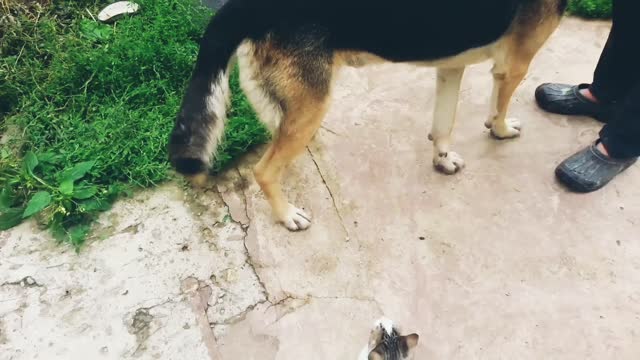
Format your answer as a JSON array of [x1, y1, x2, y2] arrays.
[[430, 67, 465, 174]]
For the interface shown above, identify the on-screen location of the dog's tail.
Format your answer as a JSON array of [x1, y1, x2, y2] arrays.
[[168, 1, 263, 176]]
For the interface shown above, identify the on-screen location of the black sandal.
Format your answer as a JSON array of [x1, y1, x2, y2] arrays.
[[535, 83, 611, 123], [555, 142, 637, 193]]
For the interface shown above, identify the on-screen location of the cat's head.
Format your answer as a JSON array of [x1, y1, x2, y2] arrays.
[[358, 318, 419, 360]]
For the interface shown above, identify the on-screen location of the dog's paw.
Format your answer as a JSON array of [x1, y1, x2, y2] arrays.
[[433, 152, 465, 175], [491, 118, 521, 139], [279, 204, 311, 231]]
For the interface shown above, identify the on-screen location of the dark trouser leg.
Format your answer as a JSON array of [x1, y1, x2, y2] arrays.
[[589, 1, 640, 104], [600, 80, 640, 158], [534, 1, 640, 120]]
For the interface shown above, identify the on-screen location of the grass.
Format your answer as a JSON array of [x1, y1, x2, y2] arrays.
[[0, 0, 269, 248], [567, 0, 612, 19]]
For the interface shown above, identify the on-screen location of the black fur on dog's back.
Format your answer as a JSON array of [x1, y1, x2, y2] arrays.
[[168, 0, 567, 175]]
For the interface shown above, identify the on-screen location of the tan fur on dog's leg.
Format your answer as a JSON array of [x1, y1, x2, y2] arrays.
[[487, 15, 562, 139], [254, 97, 329, 231], [485, 53, 529, 139], [431, 67, 465, 174], [238, 38, 333, 231]]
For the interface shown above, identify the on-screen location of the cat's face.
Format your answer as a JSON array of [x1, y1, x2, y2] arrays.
[[358, 318, 419, 360]]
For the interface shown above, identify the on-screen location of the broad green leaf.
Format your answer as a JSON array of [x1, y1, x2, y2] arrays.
[[38, 152, 61, 164], [22, 191, 52, 218], [0, 187, 14, 210], [0, 208, 24, 230], [73, 186, 98, 200], [51, 226, 67, 243], [23, 151, 38, 174], [69, 224, 91, 247], [59, 179, 74, 195], [60, 161, 96, 183]]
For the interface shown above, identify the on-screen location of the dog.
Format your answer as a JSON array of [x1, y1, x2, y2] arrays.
[[169, 0, 568, 231]]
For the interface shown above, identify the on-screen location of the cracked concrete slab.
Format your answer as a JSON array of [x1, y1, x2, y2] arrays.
[[0, 185, 263, 360], [1, 18, 640, 360]]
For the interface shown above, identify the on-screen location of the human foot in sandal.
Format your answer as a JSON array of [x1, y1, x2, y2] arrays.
[[555, 141, 637, 193], [535, 83, 612, 123]]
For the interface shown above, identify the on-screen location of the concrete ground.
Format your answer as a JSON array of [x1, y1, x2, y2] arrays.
[[2, 18, 640, 360]]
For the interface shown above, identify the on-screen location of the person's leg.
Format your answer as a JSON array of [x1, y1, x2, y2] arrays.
[[536, 0, 640, 121], [588, 0, 640, 104], [600, 80, 640, 159], [555, 79, 640, 193]]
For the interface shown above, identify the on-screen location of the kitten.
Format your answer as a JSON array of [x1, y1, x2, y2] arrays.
[[358, 318, 419, 360]]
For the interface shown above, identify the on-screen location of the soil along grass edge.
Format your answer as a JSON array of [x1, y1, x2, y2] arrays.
[[0, 0, 268, 248]]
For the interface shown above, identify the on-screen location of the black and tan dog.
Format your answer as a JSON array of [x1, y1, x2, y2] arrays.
[[169, 0, 567, 231]]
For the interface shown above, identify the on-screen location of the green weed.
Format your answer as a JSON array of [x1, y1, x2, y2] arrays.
[[567, 0, 612, 19], [0, 0, 269, 248]]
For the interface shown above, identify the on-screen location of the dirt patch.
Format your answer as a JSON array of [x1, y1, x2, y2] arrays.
[[128, 308, 154, 355], [183, 186, 224, 223]]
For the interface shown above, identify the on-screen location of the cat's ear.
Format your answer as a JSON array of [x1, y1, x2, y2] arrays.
[[400, 333, 419, 351], [368, 346, 384, 360]]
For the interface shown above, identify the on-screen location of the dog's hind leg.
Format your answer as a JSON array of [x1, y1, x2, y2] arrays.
[[253, 95, 330, 231], [430, 67, 466, 174], [239, 38, 333, 231]]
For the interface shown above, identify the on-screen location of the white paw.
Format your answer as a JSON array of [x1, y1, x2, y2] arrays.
[[433, 151, 465, 175], [279, 204, 311, 231], [491, 118, 522, 139]]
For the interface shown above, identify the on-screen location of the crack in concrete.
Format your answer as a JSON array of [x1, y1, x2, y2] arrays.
[[264, 295, 312, 325], [182, 277, 222, 360], [137, 299, 175, 311], [207, 167, 380, 342], [121, 222, 142, 235], [320, 125, 341, 136], [209, 295, 307, 328], [306, 148, 351, 241], [180, 175, 271, 356], [205, 171, 274, 346], [217, 169, 269, 302], [210, 300, 268, 326], [45, 262, 71, 269], [211, 294, 304, 327], [212, 292, 383, 329], [125, 298, 180, 357], [313, 295, 384, 315], [1, 276, 43, 288], [268, 293, 381, 311]]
